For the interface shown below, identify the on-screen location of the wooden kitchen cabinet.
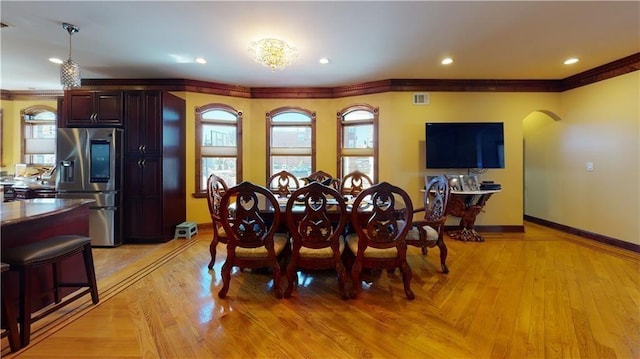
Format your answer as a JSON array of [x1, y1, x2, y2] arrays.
[[122, 90, 185, 243], [62, 90, 123, 127]]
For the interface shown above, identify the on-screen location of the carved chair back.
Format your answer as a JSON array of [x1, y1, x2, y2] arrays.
[[218, 181, 286, 298], [340, 170, 374, 196], [267, 170, 300, 198], [284, 182, 349, 299]]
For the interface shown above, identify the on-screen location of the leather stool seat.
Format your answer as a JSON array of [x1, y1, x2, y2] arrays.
[[1, 235, 99, 347]]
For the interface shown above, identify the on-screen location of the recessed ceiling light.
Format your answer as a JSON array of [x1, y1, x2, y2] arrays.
[[49, 57, 63, 64], [441, 57, 453, 65], [195, 57, 207, 64], [564, 58, 579, 65], [319, 58, 330, 65]]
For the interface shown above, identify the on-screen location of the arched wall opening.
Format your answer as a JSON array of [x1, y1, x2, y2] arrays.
[[522, 110, 562, 218]]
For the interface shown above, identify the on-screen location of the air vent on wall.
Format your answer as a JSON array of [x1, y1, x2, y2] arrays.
[[413, 93, 429, 105]]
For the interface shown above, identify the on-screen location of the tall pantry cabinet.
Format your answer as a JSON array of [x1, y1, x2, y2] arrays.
[[123, 90, 186, 243]]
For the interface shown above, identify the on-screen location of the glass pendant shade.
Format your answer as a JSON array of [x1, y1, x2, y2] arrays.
[[60, 23, 81, 89], [61, 58, 81, 89]]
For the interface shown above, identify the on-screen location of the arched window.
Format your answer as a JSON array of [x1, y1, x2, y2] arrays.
[[21, 105, 56, 165], [337, 104, 378, 182], [195, 103, 242, 195], [266, 107, 315, 180]]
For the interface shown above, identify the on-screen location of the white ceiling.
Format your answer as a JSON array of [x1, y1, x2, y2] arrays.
[[1, 1, 638, 91]]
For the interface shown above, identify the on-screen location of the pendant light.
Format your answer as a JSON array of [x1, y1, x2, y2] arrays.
[[60, 23, 81, 89]]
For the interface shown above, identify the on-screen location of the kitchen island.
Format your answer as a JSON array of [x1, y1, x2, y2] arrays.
[[1, 198, 95, 310]]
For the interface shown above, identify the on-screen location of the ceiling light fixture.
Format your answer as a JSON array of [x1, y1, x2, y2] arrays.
[[248, 38, 298, 71], [60, 22, 81, 89], [319, 58, 330, 65]]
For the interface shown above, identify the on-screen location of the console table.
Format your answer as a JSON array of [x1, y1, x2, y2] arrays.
[[446, 189, 500, 242]]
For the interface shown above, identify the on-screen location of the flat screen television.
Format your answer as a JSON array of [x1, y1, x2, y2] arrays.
[[425, 122, 504, 169]]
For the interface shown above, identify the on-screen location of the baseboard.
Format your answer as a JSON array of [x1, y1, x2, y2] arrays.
[[198, 222, 213, 231], [444, 225, 524, 233], [524, 215, 640, 253]]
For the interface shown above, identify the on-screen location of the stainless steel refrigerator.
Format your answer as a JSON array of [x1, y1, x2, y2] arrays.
[[56, 128, 123, 247]]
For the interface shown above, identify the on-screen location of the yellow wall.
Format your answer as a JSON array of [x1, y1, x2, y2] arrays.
[[524, 72, 640, 244], [184, 91, 560, 227], [0, 98, 58, 172]]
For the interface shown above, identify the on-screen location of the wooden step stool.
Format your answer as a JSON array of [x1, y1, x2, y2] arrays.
[[174, 222, 198, 239]]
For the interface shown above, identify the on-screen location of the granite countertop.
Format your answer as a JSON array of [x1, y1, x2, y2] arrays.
[[0, 198, 94, 226]]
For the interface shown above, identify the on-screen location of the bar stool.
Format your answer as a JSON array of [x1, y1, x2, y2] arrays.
[[1, 262, 21, 352], [1, 235, 99, 347]]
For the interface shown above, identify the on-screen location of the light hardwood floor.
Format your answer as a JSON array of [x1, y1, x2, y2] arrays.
[[2, 222, 639, 358]]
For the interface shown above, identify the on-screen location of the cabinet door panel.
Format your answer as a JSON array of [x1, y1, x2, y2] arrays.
[[141, 157, 162, 198], [124, 91, 144, 154], [95, 93, 123, 124], [66, 92, 94, 125], [64, 90, 123, 127], [143, 91, 162, 155]]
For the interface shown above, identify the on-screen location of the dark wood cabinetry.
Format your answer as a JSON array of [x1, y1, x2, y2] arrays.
[[62, 90, 123, 127], [122, 90, 185, 243], [58, 88, 185, 243]]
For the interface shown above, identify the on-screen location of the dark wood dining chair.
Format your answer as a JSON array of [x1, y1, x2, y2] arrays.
[[405, 175, 451, 273], [206, 173, 228, 269], [301, 170, 340, 189], [218, 181, 288, 298], [340, 170, 374, 196], [346, 182, 415, 300], [267, 170, 300, 198], [284, 182, 349, 299]]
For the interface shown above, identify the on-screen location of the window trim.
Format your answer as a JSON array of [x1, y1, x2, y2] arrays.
[[266, 106, 316, 181], [336, 104, 379, 182], [194, 103, 242, 198]]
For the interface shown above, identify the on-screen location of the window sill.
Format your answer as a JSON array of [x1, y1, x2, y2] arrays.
[[192, 192, 207, 199]]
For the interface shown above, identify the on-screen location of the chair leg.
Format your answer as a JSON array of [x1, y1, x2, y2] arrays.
[[218, 261, 232, 298], [335, 259, 349, 300], [19, 267, 32, 347], [350, 260, 362, 298], [399, 261, 415, 300], [437, 235, 449, 274], [208, 235, 218, 270], [284, 258, 297, 298], [82, 244, 99, 304], [1, 275, 21, 352], [270, 261, 283, 299], [53, 261, 61, 304]]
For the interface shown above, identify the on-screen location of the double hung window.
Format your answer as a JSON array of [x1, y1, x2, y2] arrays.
[[267, 107, 315, 180], [195, 103, 242, 194], [337, 104, 378, 182], [22, 106, 56, 165]]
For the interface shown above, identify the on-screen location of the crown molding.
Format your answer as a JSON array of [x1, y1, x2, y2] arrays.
[[561, 53, 640, 91], [2, 53, 637, 100], [1, 89, 63, 101]]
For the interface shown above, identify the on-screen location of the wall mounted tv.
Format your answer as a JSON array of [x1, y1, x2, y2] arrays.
[[425, 122, 505, 169]]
